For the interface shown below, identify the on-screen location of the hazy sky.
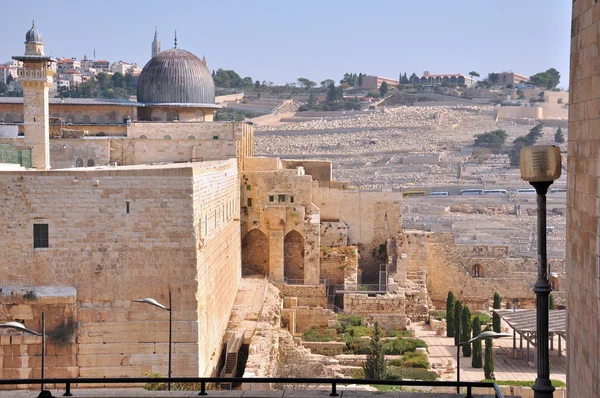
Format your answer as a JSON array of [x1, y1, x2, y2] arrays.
[[1, 0, 571, 87]]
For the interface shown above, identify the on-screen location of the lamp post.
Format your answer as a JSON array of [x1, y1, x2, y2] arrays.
[[0, 312, 52, 398], [456, 317, 511, 394], [134, 292, 172, 391], [520, 145, 561, 398]]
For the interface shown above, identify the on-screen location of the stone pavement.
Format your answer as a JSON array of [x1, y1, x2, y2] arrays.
[[0, 388, 515, 398], [412, 323, 566, 383]]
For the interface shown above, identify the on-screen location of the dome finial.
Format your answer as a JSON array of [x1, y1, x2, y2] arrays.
[[32, 20, 35, 28], [174, 30, 177, 49]]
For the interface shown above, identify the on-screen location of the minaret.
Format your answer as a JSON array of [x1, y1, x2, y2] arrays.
[[12, 21, 55, 170], [152, 27, 161, 58]]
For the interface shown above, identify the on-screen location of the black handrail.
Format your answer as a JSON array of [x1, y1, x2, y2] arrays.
[[0, 376, 505, 397]]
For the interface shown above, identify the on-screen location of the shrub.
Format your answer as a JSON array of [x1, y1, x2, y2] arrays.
[[402, 352, 430, 369], [362, 322, 386, 380], [384, 367, 438, 381], [388, 358, 405, 367], [382, 338, 427, 355], [493, 293, 501, 333], [472, 311, 491, 324], [303, 327, 337, 342], [446, 291, 455, 337], [345, 336, 370, 354], [387, 329, 413, 337]]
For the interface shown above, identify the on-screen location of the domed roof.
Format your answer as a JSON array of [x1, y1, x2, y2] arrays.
[[26, 22, 43, 43], [137, 48, 215, 105]]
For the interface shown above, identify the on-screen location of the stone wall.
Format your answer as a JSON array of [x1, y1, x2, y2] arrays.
[[276, 284, 327, 308], [496, 106, 542, 120], [291, 306, 337, 334], [567, 1, 600, 396], [320, 221, 348, 247], [320, 246, 357, 285], [49, 140, 110, 168], [0, 159, 240, 378]]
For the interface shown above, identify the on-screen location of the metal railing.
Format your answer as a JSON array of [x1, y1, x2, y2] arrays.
[[0, 377, 505, 397]]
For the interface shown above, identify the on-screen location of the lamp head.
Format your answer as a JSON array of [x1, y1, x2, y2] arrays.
[[520, 146, 561, 182], [0, 321, 42, 336], [133, 298, 168, 310]]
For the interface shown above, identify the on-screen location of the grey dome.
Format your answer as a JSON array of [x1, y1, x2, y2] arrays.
[[137, 48, 215, 105], [26, 23, 43, 43]]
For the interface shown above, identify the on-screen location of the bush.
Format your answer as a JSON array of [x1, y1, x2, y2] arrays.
[[384, 367, 438, 381], [303, 327, 337, 342], [345, 325, 374, 338], [402, 352, 429, 369], [472, 311, 491, 325], [337, 314, 363, 331], [387, 329, 414, 337], [298, 105, 309, 112], [382, 338, 427, 355], [388, 358, 405, 366], [345, 336, 371, 354]]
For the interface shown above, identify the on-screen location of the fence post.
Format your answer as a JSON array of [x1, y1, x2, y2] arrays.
[[198, 381, 207, 395], [329, 382, 339, 396], [63, 382, 72, 396]]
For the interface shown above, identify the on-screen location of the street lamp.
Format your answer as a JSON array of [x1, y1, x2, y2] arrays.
[[456, 317, 511, 394], [520, 145, 561, 398], [133, 292, 172, 391], [0, 312, 52, 398]]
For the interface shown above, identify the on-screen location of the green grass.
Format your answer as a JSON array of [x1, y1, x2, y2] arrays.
[[385, 366, 439, 381], [387, 329, 414, 337], [302, 327, 337, 342], [482, 379, 566, 388], [472, 311, 492, 324]]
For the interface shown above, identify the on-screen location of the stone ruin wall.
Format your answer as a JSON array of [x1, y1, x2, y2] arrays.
[[393, 231, 565, 311], [319, 220, 348, 247], [319, 246, 358, 286], [343, 293, 408, 332]]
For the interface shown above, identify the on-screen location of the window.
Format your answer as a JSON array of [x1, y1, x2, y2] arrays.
[[33, 224, 49, 248], [269, 195, 275, 202], [247, 198, 253, 207], [213, 135, 219, 140], [164, 135, 172, 140], [188, 135, 196, 140], [290, 196, 295, 203], [126, 201, 130, 214], [246, 185, 251, 191], [278, 194, 286, 202], [75, 158, 84, 167], [139, 135, 148, 139], [87, 159, 95, 167]]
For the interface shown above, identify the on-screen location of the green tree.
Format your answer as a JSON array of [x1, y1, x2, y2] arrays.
[[489, 73, 499, 84], [469, 71, 480, 81], [549, 294, 555, 310], [0, 81, 7, 94], [111, 72, 125, 88], [454, 300, 463, 346], [362, 322, 386, 379], [471, 317, 483, 368], [320, 79, 335, 89], [327, 82, 343, 102], [484, 335, 495, 379], [307, 92, 316, 108], [409, 72, 418, 84], [446, 291, 456, 337], [529, 68, 561, 89], [402, 72, 409, 84], [379, 81, 388, 97], [297, 77, 316, 90], [493, 293, 501, 333], [555, 127, 565, 144], [358, 73, 364, 87], [461, 306, 472, 357], [473, 129, 507, 149], [510, 124, 544, 168]]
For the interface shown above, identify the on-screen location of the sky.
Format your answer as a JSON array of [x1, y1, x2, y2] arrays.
[[0, 0, 572, 88]]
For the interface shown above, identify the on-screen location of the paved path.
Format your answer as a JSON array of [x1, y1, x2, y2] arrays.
[[413, 323, 566, 383]]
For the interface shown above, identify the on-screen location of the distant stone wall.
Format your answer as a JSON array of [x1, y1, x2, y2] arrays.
[[344, 293, 406, 315], [320, 246, 357, 285], [49, 139, 110, 168], [497, 106, 542, 120], [292, 306, 337, 333], [320, 221, 348, 247]]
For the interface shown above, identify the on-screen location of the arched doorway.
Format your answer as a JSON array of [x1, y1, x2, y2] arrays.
[[284, 230, 304, 282], [472, 264, 483, 277], [242, 229, 269, 276]]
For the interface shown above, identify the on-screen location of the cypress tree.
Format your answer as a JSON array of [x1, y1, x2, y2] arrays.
[[446, 291, 455, 337], [461, 306, 472, 357], [492, 292, 501, 333], [362, 322, 386, 380], [549, 293, 555, 310], [471, 317, 482, 368], [454, 300, 463, 346], [484, 336, 494, 379]]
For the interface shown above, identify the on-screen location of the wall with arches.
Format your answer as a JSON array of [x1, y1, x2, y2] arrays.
[[49, 140, 110, 168]]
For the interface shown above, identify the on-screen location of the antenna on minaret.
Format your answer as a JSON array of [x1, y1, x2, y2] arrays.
[[174, 31, 177, 49]]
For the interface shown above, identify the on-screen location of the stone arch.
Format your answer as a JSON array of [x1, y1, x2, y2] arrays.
[[96, 115, 105, 123], [82, 114, 91, 123], [284, 230, 305, 282], [164, 135, 172, 140], [87, 159, 95, 167], [139, 135, 148, 139], [188, 135, 196, 140], [450, 76, 458, 84], [5, 113, 14, 123], [242, 229, 269, 276], [472, 264, 483, 277], [166, 110, 179, 121], [67, 114, 76, 123], [75, 158, 84, 167]]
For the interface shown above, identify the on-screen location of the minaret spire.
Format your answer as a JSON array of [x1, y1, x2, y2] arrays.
[[151, 27, 161, 58], [174, 30, 177, 49]]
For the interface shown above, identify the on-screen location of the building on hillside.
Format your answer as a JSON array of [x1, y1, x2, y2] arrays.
[[489, 71, 529, 86], [353, 75, 399, 90], [566, 1, 600, 396], [412, 71, 475, 86], [91, 59, 110, 73], [56, 58, 81, 74], [110, 60, 140, 75], [80, 55, 93, 72]]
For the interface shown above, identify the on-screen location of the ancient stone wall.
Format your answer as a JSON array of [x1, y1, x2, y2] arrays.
[[320, 221, 348, 247], [567, 1, 600, 396], [319, 246, 358, 286], [0, 159, 240, 379], [49, 140, 110, 168], [292, 306, 337, 333], [126, 121, 239, 140]]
